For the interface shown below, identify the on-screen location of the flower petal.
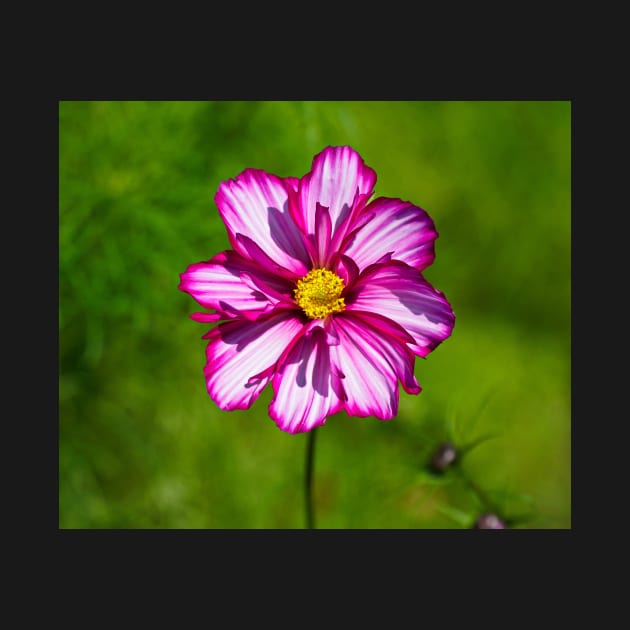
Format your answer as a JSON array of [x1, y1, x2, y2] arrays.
[[342, 197, 438, 271], [178, 251, 294, 319], [190, 312, 222, 323], [297, 146, 376, 242], [234, 234, 299, 282], [269, 325, 344, 433], [331, 253, 360, 288], [204, 312, 304, 410], [328, 313, 421, 421], [215, 169, 310, 275], [313, 202, 332, 267], [346, 261, 455, 357]]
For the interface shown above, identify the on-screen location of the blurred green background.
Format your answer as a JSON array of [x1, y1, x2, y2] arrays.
[[59, 100, 570, 529]]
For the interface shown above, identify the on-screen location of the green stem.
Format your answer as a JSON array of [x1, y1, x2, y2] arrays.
[[305, 428, 317, 529], [456, 465, 497, 514]]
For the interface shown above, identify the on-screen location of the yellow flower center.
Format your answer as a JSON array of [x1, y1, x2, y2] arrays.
[[294, 268, 346, 319]]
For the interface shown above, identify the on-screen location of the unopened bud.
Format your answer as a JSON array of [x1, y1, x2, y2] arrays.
[[474, 513, 507, 529], [429, 442, 458, 474]]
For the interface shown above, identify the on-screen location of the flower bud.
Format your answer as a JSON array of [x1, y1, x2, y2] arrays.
[[474, 513, 507, 529], [428, 442, 458, 474]]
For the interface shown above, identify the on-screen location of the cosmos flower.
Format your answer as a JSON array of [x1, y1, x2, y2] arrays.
[[179, 146, 455, 434]]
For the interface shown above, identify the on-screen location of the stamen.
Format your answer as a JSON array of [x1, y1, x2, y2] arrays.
[[294, 268, 346, 319]]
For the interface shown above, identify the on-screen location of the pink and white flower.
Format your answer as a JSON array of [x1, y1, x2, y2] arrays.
[[179, 146, 455, 434]]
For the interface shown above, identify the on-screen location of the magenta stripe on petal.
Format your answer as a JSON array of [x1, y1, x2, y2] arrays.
[[347, 261, 455, 357], [215, 169, 310, 275], [284, 176, 299, 193], [328, 313, 420, 421], [204, 312, 304, 411], [297, 146, 376, 245], [313, 202, 332, 267], [269, 326, 344, 434], [331, 253, 360, 288], [342, 197, 438, 272], [234, 233, 300, 282], [190, 312, 222, 323]]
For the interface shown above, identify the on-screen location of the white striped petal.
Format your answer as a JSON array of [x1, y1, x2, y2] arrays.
[[215, 169, 310, 275], [204, 312, 304, 410], [297, 146, 376, 242], [179, 251, 295, 319], [328, 313, 420, 420], [342, 197, 438, 271], [269, 326, 344, 433], [347, 262, 455, 357]]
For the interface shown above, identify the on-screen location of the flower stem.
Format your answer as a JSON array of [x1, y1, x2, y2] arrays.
[[305, 427, 317, 529], [455, 465, 498, 514]]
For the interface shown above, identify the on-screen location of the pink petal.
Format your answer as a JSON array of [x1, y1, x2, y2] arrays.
[[178, 251, 295, 319], [234, 234, 299, 282], [284, 176, 299, 193], [190, 312, 222, 323], [203, 312, 304, 411], [328, 313, 421, 420], [297, 146, 376, 244], [328, 190, 373, 254], [347, 261, 455, 358], [331, 253, 360, 288], [342, 197, 438, 272], [269, 325, 344, 434], [313, 202, 332, 267], [215, 169, 310, 276]]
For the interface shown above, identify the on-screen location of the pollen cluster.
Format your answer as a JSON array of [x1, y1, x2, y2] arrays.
[[294, 268, 346, 319]]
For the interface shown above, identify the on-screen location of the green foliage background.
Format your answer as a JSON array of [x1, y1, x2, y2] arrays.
[[59, 101, 570, 528]]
